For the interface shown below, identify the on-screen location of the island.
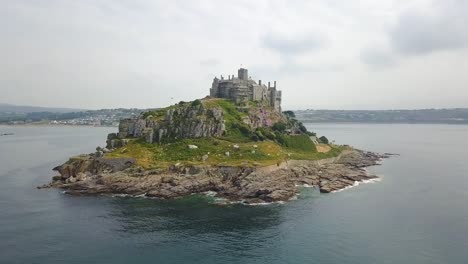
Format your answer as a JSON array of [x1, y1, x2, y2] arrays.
[[41, 68, 388, 204]]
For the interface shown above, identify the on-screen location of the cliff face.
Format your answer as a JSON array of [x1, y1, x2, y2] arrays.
[[106, 99, 288, 148], [107, 103, 225, 148], [243, 106, 285, 128]]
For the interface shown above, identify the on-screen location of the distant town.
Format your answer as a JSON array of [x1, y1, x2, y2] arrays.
[[0, 105, 145, 126]]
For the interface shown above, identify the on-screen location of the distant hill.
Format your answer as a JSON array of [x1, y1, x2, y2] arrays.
[[0, 103, 86, 113], [294, 109, 468, 124]]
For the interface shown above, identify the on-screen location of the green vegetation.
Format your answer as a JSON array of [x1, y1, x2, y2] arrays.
[[272, 122, 287, 132], [107, 138, 286, 168], [282, 110, 296, 118], [141, 108, 167, 120], [107, 137, 345, 169], [191, 99, 202, 107], [276, 134, 317, 152], [319, 136, 329, 144], [107, 98, 342, 168]]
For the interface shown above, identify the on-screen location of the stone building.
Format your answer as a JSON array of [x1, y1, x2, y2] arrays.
[[209, 68, 282, 112]]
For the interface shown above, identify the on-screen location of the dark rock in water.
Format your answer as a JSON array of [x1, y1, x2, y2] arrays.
[[52, 156, 135, 180], [43, 149, 391, 204]]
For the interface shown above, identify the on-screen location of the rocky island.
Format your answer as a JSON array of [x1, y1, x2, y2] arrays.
[[41, 68, 389, 204]]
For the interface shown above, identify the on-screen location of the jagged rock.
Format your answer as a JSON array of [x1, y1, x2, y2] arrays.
[[67, 176, 77, 183], [105, 98, 290, 146], [45, 149, 389, 203]]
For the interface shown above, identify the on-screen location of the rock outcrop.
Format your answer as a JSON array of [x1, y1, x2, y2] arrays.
[[107, 103, 226, 147], [106, 99, 290, 148], [41, 150, 388, 204]]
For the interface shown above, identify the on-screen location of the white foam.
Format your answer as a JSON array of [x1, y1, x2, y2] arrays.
[[111, 193, 130, 198], [295, 183, 314, 188], [202, 191, 217, 197], [331, 177, 382, 193]]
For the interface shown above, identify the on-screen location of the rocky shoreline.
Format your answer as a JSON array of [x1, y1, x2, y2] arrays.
[[39, 149, 392, 204]]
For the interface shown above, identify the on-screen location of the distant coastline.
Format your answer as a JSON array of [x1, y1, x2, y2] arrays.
[[2, 104, 468, 126], [295, 108, 468, 124]]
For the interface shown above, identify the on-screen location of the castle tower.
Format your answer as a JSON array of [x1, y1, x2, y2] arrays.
[[238, 68, 248, 81]]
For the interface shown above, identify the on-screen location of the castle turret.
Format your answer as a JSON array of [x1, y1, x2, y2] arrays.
[[238, 68, 248, 81]]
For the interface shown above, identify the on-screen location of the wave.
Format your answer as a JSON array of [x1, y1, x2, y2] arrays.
[[331, 177, 382, 193]]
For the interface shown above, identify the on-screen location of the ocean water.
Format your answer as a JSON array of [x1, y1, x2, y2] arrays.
[[0, 124, 467, 264]]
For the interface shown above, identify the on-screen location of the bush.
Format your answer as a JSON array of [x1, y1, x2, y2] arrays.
[[265, 130, 276, 140], [254, 130, 266, 141], [298, 122, 308, 133], [283, 110, 296, 118], [191, 99, 202, 107], [178, 101, 186, 105], [319, 136, 329, 144], [272, 122, 287, 132]]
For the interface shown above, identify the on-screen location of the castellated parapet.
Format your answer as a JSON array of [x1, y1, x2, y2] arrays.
[[209, 68, 282, 112]]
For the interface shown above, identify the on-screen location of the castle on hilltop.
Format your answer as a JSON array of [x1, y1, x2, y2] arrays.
[[209, 68, 282, 112]]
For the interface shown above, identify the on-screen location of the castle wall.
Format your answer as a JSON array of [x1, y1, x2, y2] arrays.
[[252, 85, 265, 101], [210, 68, 282, 112]]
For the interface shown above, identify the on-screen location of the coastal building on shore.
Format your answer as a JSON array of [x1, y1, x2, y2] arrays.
[[209, 68, 282, 112]]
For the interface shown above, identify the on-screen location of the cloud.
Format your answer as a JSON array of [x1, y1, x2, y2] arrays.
[[199, 59, 220, 66], [360, 48, 395, 68], [390, 2, 468, 55], [261, 32, 327, 56]]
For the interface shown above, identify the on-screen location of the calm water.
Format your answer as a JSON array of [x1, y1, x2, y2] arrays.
[[0, 124, 467, 264]]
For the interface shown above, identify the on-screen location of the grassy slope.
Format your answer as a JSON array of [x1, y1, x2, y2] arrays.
[[106, 98, 345, 168]]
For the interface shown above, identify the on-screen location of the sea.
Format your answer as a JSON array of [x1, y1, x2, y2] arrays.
[[0, 124, 467, 264]]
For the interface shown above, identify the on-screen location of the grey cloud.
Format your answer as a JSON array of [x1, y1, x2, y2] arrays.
[[200, 59, 220, 66], [251, 62, 344, 79], [360, 48, 395, 68], [390, 2, 468, 55], [261, 32, 326, 56]]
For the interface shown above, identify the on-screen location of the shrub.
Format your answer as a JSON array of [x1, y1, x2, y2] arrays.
[[272, 122, 287, 132], [178, 101, 186, 105], [283, 110, 296, 118], [255, 130, 266, 141], [319, 136, 329, 144], [265, 130, 276, 140], [191, 99, 202, 107], [298, 122, 308, 133], [238, 124, 251, 136]]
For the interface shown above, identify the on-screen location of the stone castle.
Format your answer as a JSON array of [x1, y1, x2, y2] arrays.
[[209, 68, 282, 112]]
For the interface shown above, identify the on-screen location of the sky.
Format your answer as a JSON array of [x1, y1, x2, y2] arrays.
[[1, 0, 468, 110]]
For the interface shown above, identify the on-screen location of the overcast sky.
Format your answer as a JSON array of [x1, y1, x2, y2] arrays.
[[1, 0, 468, 110]]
